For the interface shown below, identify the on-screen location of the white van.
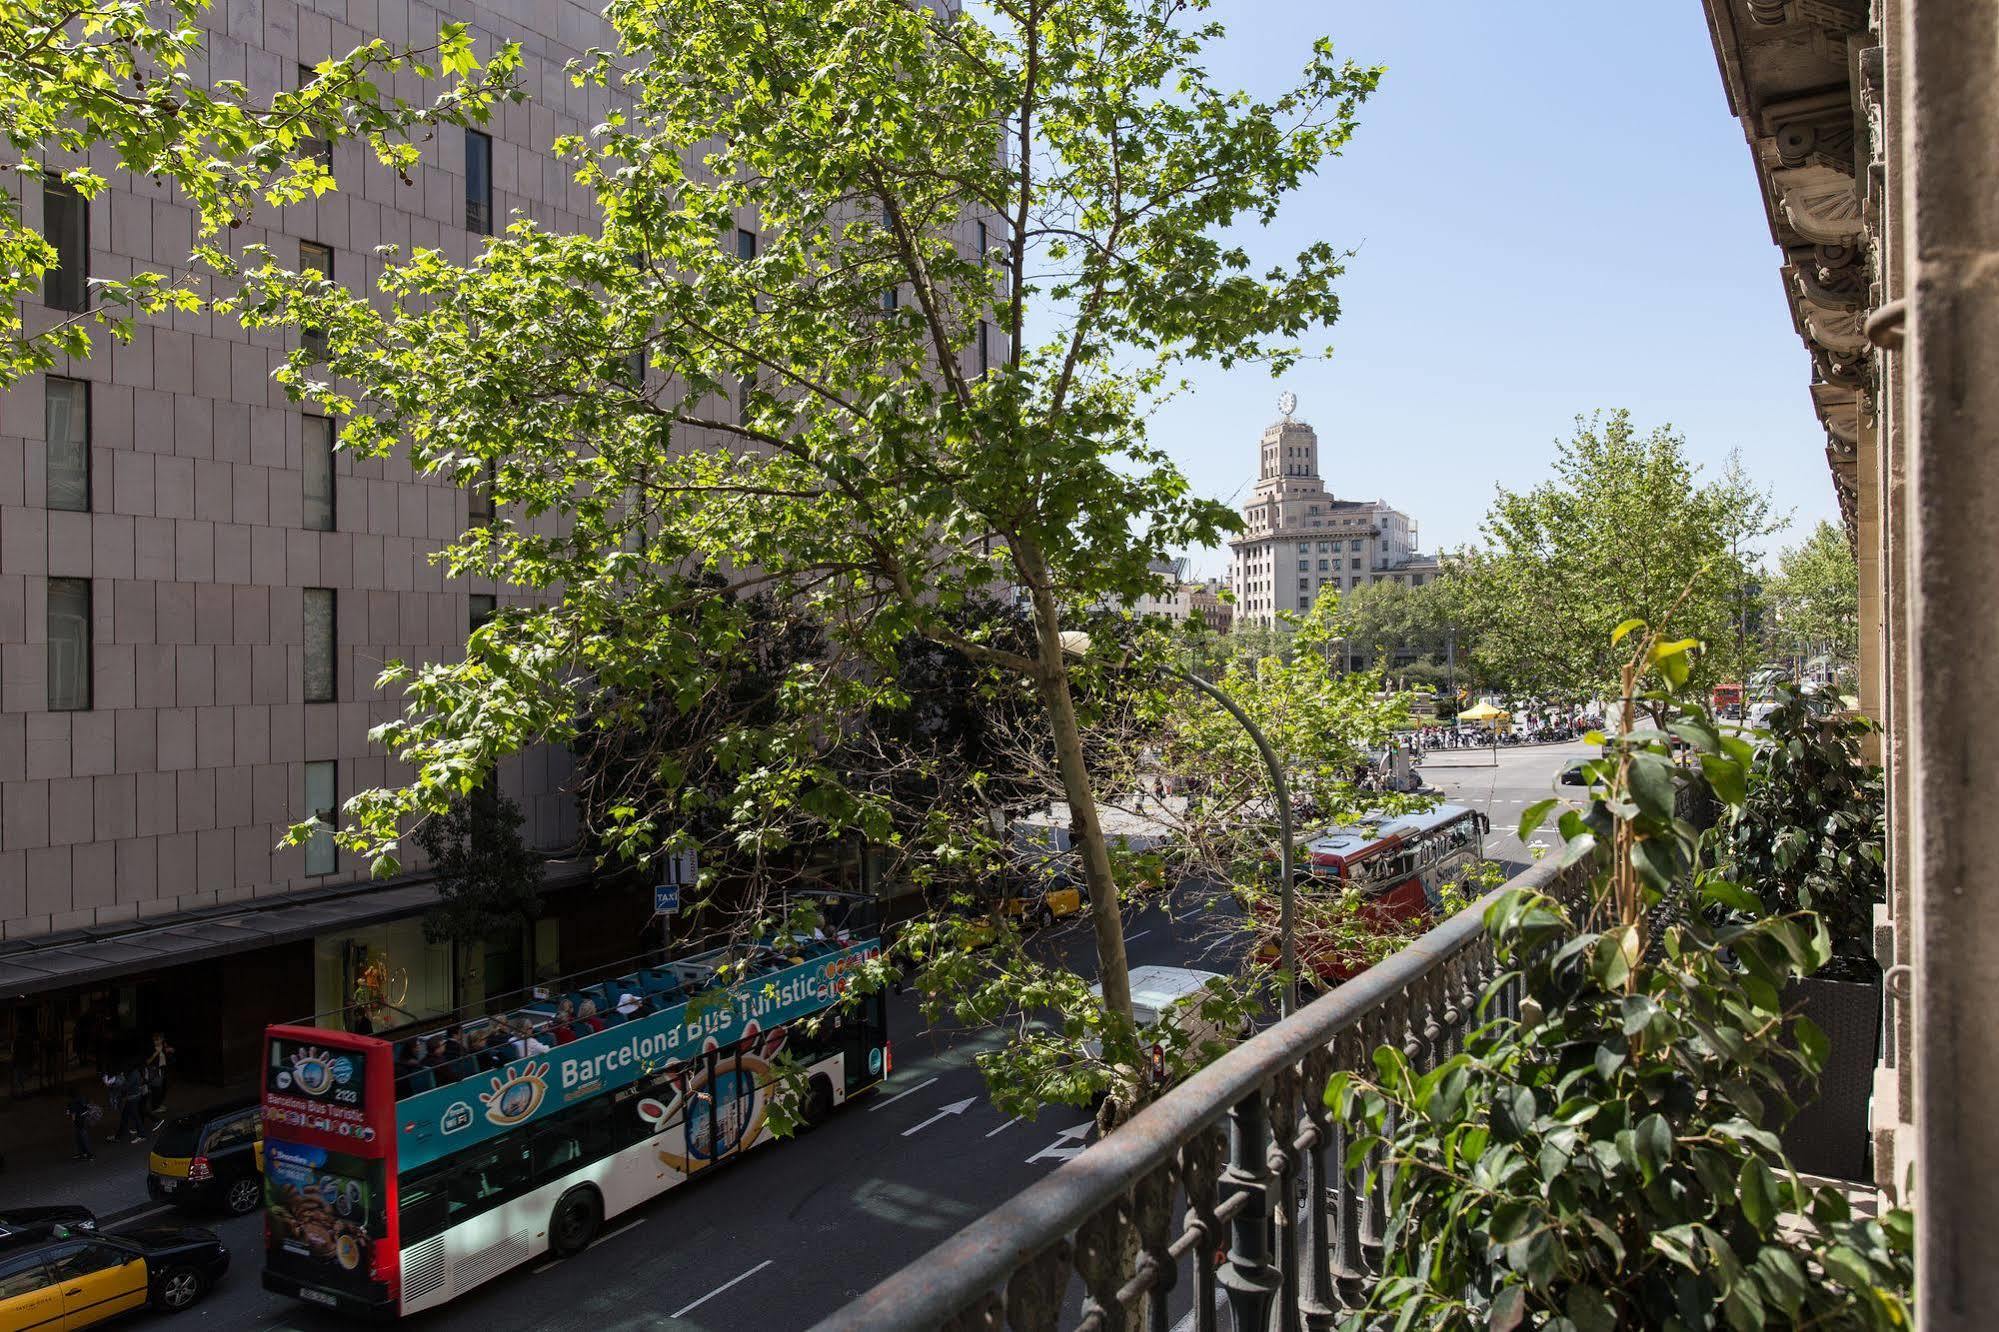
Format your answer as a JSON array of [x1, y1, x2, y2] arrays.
[[1085, 965, 1234, 1072]]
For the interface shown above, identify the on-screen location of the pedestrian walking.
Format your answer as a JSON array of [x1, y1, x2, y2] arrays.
[[117, 1065, 149, 1141], [67, 1090, 98, 1161], [101, 1069, 124, 1143], [144, 1032, 174, 1115]]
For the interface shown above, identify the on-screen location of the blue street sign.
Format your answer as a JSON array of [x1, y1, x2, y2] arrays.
[[654, 882, 679, 915]]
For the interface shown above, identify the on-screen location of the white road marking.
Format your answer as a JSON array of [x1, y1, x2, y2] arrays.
[[868, 1075, 939, 1111], [108, 1204, 175, 1229], [902, 1096, 978, 1137], [985, 1114, 1023, 1138], [530, 1216, 646, 1272], [1124, 930, 1152, 943], [671, 1259, 774, 1318], [589, 1217, 645, 1249], [1026, 1121, 1095, 1165]]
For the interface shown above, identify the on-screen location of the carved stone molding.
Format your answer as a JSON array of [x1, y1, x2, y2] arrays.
[[1791, 244, 1867, 309], [1773, 162, 1863, 244], [1813, 380, 1862, 449]]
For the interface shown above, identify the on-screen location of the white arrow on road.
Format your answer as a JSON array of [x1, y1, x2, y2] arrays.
[[1026, 1121, 1095, 1165], [901, 1096, 977, 1137]]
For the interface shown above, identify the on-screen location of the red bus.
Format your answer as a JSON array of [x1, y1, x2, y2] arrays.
[[1285, 804, 1488, 984]]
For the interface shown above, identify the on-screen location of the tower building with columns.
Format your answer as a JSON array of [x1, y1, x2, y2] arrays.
[[1227, 397, 1438, 628]]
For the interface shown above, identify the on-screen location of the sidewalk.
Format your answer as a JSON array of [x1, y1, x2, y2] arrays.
[[0, 1075, 247, 1222]]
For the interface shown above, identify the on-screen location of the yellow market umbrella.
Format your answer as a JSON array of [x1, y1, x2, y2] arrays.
[[1457, 702, 1508, 723]]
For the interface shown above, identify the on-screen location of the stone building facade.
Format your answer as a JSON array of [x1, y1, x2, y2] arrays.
[[0, 0, 654, 1087], [1226, 404, 1437, 628], [1702, 1, 1999, 1321]]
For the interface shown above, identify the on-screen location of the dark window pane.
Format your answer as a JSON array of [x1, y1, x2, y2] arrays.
[[304, 760, 337, 875], [45, 377, 89, 511], [304, 588, 336, 702], [299, 64, 334, 168], [42, 177, 87, 312], [465, 129, 492, 234], [735, 228, 756, 261], [299, 242, 332, 360], [469, 594, 496, 632], [47, 578, 90, 711], [303, 415, 335, 531]]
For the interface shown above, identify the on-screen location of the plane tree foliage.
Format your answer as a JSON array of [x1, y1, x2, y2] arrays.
[[1762, 519, 1860, 668], [237, 0, 1382, 1040], [0, 0, 519, 387], [1457, 411, 1772, 708]]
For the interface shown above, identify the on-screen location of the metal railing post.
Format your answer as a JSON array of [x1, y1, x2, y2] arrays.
[[1218, 1088, 1280, 1329]]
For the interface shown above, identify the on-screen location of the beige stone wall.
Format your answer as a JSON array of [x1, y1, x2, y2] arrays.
[[0, 0, 623, 939]]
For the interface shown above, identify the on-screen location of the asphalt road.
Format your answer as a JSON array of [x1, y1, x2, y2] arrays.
[[1415, 738, 1594, 871], [63, 752, 1588, 1332], [70, 890, 1240, 1332]]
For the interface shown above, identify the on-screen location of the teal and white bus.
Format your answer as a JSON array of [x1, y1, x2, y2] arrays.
[[261, 929, 888, 1318]]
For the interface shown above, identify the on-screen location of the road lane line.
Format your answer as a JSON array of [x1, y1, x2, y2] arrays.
[[105, 1204, 175, 1229], [1124, 930, 1152, 943], [671, 1259, 774, 1318], [985, 1114, 1022, 1138], [589, 1217, 645, 1249], [868, 1075, 939, 1111]]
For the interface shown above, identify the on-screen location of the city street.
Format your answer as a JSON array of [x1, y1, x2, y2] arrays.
[[3, 892, 1242, 1332], [1417, 738, 1594, 872], [0, 753, 1587, 1332]]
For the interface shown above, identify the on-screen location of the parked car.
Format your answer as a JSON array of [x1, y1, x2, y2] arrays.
[[147, 1098, 263, 1216], [1084, 965, 1237, 1078], [1559, 762, 1587, 785], [0, 1219, 228, 1324], [0, 1205, 95, 1239]]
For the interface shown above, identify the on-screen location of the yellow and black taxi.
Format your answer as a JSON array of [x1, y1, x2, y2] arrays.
[[0, 1219, 228, 1327], [145, 1098, 264, 1216]]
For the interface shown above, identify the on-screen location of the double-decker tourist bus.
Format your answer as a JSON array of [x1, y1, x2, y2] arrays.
[[259, 927, 887, 1317], [1274, 803, 1489, 984]]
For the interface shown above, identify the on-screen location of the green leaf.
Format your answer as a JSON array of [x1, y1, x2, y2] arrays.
[[1611, 617, 1646, 645], [1634, 1113, 1673, 1183], [1517, 797, 1559, 843], [1487, 1286, 1526, 1332], [1701, 878, 1764, 915], [1739, 1156, 1778, 1236], [1565, 1286, 1617, 1332]]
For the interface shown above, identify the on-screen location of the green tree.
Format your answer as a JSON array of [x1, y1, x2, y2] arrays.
[[0, 0, 519, 387], [1330, 576, 1456, 671], [1763, 519, 1860, 668], [245, 0, 1382, 1030], [1460, 411, 1763, 708], [414, 791, 543, 951]]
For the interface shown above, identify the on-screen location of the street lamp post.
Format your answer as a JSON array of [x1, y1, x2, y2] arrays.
[[1167, 665, 1298, 1018], [1058, 631, 1298, 1017]]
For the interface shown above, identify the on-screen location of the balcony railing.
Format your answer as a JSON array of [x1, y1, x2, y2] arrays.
[[813, 853, 1590, 1332]]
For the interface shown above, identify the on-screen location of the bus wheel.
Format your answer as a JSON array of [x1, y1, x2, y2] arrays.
[[803, 1076, 835, 1129], [548, 1186, 602, 1258]]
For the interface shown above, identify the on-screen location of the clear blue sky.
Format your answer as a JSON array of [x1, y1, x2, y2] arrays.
[[1161, 1, 1835, 578]]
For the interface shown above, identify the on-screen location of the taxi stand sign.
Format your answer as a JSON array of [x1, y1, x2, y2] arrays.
[[654, 849, 697, 917]]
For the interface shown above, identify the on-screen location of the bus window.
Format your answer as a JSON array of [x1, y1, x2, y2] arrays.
[[447, 1140, 530, 1225], [398, 1167, 449, 1246]]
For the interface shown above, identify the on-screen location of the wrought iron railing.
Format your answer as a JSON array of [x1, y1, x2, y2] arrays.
[[813, 854, 1591, 1332]]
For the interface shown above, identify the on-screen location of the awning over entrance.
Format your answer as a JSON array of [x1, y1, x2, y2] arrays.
[[0, 860, 594, 997]]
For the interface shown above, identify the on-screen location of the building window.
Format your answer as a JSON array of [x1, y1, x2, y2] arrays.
[[1318, 559, 1329, 571], [42, 175, 88, 312], [304, 587, 336, 702], [1297, 558, 1308, 571], [299, 64, 334, 168], [882, 286, 898, 311], [45, 376, 89, 512], [736, 227, 756, 261], [738, 371, 755, 426], [303, 415, 335, 531], [470, 594, 496, 632], [47, 577, 91, 711], [299, 241, 332, 360], [978, 320, 989, 377], [304, 761, 337, 875], [977, 220, 988, 257], [1298, 577, 1308, 590], [469, 459, 497, 527], [465, 128, 493, 234]]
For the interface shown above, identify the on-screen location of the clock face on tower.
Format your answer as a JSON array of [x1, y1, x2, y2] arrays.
[[1277, 390, 1297, 419]]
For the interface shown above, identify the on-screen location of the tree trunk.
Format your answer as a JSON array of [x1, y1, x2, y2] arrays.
[[1018, 550, 1134, 1025]]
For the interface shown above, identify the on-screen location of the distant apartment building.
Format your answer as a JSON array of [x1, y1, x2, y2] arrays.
[[1227, 400, 1438, 628], [0, 0, 1011, 1093], [1187, 579, 1233, 634]]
